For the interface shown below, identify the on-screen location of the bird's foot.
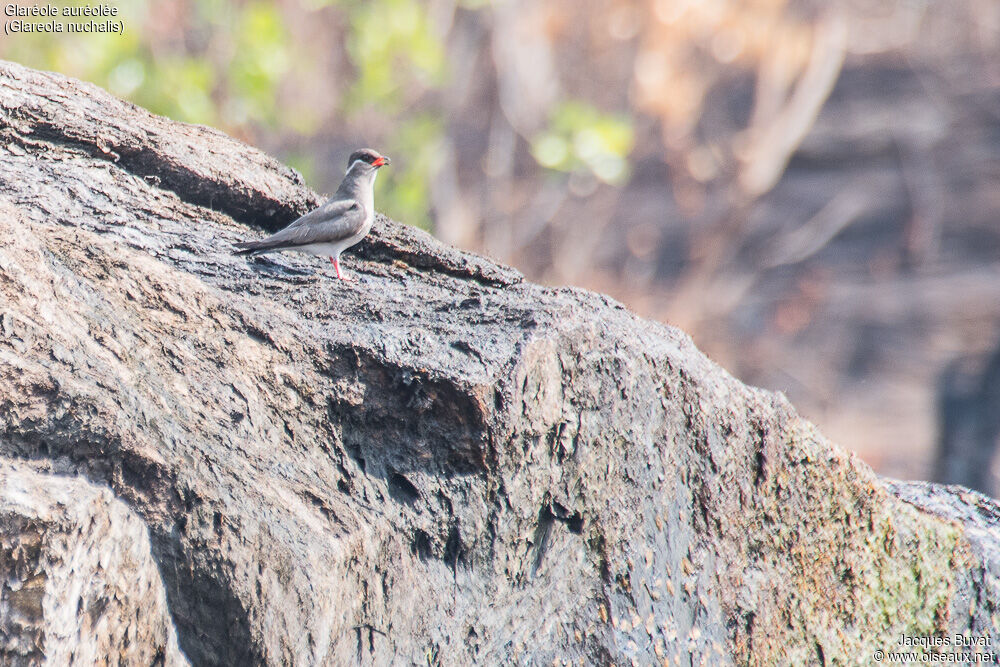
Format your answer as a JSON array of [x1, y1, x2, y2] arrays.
[[330, 257, 351, 281]]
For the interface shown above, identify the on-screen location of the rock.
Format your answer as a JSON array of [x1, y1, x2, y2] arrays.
[[0, 460, 186, 666], [0, 59, 998, 664]]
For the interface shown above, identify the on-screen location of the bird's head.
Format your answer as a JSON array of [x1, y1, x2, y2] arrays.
[[347, 148, 391, 171]]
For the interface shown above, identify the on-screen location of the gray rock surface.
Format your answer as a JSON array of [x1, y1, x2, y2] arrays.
[[1, 59, 998, 664], [0, 460, 186, 666]]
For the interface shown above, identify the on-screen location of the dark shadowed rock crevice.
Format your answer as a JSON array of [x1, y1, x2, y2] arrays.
[[1, 59, 999, 665]]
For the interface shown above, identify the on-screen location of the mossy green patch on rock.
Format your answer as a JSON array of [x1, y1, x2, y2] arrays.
[[713, 413, 970, 664]]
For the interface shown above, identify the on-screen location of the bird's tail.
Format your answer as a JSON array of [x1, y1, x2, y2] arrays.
[[233, 240, 267, 256]]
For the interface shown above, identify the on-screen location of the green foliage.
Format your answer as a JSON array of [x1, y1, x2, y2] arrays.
[[339, 0, 448, 229], [377, 114, 445, 231], [531, 101, 635, 184], [284, 151, 319, 189], [2, 1, 292, 128], [228, 3, 292, 126], [343, 0, 446, 113], [0, 0, 633, 232], [1, 1, 144, 96], [142, 57, 216, 124]]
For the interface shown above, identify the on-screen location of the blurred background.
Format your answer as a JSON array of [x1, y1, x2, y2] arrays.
[[4, 0, 1000, 494]]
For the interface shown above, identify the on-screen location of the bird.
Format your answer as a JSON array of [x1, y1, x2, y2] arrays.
[[234, 148, 390, 280]]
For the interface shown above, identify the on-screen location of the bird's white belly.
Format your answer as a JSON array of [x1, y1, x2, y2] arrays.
[[295, 242, 349, 257]]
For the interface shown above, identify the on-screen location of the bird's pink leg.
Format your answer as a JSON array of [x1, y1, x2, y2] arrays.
[[330, 256, 350, 280]]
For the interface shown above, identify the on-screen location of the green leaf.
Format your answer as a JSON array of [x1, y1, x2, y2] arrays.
[[533, 100, 634, 184]]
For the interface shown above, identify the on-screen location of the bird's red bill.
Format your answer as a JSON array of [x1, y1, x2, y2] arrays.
[[373, 157, 387, 167]]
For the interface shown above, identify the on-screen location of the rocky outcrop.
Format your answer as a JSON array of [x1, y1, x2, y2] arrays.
[[0, 59, 998, 665], [0, 461, 186, 665]]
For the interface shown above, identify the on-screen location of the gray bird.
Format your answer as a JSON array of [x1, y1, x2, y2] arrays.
[[235, 148, 390, 280]]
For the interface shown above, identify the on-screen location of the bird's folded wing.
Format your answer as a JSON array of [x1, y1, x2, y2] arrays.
[[248, 198, 364, 250]]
